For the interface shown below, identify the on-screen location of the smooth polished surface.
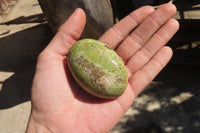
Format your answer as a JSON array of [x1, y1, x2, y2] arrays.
[[68, 39, 128, 99]]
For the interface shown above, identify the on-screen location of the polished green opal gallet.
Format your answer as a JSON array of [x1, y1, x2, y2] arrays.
[[67, 39, 128, 99]]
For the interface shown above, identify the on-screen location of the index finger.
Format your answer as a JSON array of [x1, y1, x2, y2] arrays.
[[99, 6, 155, 49]]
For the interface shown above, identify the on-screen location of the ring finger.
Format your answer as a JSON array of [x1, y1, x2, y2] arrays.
[[116, 3, 177, 63]]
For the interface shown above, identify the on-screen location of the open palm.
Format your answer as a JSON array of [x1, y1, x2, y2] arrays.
[[26, 4, 179, 133]]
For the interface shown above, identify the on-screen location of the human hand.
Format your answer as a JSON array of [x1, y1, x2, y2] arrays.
[[26, 4, 179, 133]]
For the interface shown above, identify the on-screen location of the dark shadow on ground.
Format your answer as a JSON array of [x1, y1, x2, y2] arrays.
[[172, 19, 200, 42], [0, 23, 53, 109], [168, 19, 200, 66], [112, 64, 200, 133]]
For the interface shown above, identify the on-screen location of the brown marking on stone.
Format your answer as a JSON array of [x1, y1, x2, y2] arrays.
[[74, 55, 117, 91]]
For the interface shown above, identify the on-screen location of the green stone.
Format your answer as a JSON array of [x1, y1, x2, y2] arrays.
[[67, 39, 128, 99]]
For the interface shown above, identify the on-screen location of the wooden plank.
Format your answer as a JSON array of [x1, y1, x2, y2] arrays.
[[38, 0, 114, 39]]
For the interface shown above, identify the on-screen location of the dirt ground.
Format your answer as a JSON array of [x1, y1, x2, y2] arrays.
[[0, 0, 200, 133]]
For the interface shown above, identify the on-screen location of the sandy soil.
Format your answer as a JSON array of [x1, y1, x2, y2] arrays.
[[0, 0, 200, 133]]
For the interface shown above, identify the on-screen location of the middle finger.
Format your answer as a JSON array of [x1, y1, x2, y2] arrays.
[[116, 3, 177, 63]]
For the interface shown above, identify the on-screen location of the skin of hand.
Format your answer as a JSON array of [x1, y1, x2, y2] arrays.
[[25, 3, 179, 133]]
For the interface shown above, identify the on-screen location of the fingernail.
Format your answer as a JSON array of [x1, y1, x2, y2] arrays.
[[74, 8, 84, 16]]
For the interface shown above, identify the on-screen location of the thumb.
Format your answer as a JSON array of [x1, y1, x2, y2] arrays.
[[44, 8, 86, 56]]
